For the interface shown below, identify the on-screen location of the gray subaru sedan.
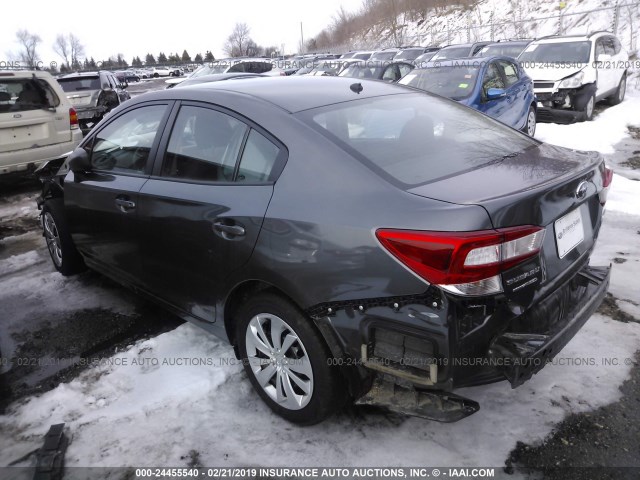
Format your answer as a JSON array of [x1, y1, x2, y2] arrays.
[[37, 76, 612, 425]]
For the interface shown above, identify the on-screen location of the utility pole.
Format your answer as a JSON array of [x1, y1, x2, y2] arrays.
[[300, 22, 304, 54]]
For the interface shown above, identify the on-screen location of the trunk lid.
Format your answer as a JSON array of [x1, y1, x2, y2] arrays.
[[408, 142, 605, 289]]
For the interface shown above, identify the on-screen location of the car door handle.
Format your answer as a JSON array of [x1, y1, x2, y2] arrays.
[[213, 222, 245, 237], [115, 198, 136, 211]]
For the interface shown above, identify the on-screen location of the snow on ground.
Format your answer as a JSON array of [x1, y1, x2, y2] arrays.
[[536, 93, 640, 156], [1, 83, 640, 469]]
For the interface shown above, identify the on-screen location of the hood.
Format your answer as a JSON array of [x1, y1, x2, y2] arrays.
[[522, 64, 585, 83]]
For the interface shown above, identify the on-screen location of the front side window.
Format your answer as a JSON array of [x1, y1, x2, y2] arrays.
[[299, 93, 537, 188], [90, 105, 166, 173], [482, 63, 506, 96], [161, 106, 247, 182], [499, 61, 519, 86]]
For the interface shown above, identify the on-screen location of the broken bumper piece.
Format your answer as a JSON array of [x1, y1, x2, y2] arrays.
[[489, 265, 611, 388], [356, 377, 479, 422]]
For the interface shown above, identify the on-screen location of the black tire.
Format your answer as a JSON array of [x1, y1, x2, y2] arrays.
[[153, 73, 159, 78], [576, 92, 595, 122], [608, 74, 626, 106], [236, 292, 347, 425], [521, 105, 536, 137], [41, 200, 85, 276]]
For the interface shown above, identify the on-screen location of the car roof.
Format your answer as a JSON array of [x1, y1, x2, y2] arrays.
[[58, 71, 103, 78], [531, 33, 610, 44], [141, 76, 410, 113], [0, 70, 55, 79]]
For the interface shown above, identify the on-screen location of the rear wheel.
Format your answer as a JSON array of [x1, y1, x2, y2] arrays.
[[236, 292, 347, 425], [522, 106, 536, 137], [608, 74, 626, 106], [42, 200, 85, 276]]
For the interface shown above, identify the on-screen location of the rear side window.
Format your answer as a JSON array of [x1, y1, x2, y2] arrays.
[[299, 94, 537, 188], [0, 78, 60, 112], [162, 106, 248, 182], [236, 130, 280, 183], [90, 105, 166, 173]]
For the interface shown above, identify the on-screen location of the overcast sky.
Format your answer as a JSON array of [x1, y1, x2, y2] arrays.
[[3, 0, 362, 67]]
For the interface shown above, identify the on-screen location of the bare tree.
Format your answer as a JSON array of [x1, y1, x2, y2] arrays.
[[69, 34, 85, 69], [16, 29, 41, 67], [53, 34, 70, 67], [224, 23, 252, 57]]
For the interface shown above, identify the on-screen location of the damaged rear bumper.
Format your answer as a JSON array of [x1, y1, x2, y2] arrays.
[[488, 265, 610, 387]]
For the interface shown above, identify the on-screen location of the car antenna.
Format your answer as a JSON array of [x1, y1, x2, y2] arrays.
[[350, 82, 363, 94]]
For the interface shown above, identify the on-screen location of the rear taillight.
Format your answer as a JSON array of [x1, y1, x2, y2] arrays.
[[599, 165, 613, 206], [376, 226, 545, 296], [69, 108, 79, 130]]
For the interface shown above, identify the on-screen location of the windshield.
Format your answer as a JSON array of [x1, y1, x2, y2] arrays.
[[432, 46, 472, 60], [310, 61, 345, 76], [394, 49, 423, 61], [518, 41, 591, 63], [477, 44, 529, 58], [339, 63, 385, 79], [58, 76, 101, 92], [398, 66, 480, 100], [353, 52, 372, 60], [298, 93, 536, 188], [370, 51, 397, 61]]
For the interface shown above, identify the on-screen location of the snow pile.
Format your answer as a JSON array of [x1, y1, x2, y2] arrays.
[[536, 94, 640, 155]]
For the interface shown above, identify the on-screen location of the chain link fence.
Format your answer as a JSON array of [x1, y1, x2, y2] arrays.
[[328, 2, 639, 57]]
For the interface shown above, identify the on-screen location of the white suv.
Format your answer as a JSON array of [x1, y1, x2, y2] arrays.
[[0, 70, 83, 181], [518, 32, 628, 122]]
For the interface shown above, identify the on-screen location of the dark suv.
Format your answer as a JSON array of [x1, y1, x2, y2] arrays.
[[57, 71, 130, 134]]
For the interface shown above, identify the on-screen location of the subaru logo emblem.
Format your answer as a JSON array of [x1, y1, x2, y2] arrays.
[[575, 181, 588, 199]]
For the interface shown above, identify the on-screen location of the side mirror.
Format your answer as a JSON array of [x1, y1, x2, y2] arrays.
[[486, 88, 506, 100], [68, 148, 91, 173], [120, 82, 128, 89]]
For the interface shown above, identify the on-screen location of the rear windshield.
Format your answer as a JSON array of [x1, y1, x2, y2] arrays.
[[298, 93, 537, 187], [518, 41, 591, 63], [58, 76, 101, 92], [0, 78, 60, 112], [398, 65, 480, 100]]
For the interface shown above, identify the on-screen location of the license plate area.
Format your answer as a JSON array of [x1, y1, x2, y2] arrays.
[[554, 208, 584, 258]]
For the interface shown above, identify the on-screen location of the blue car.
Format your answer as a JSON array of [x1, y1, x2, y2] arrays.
[[398, 55, 537, 136]]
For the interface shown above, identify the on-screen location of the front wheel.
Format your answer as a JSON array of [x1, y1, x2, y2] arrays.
[[578, 92, 595, 121], [608, 74, 626, 106], [42, 200, 85, 276], [236, 293, 347, 425], [522, 105, 536, 137]]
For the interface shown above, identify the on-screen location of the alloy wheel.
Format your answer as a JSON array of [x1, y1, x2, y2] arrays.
[[527, 110, 536, 137], [43, 212, 63, 267], [619, 77, 626, 102], [245, 313, 314, 410]]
